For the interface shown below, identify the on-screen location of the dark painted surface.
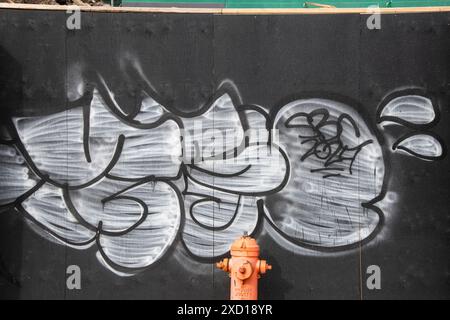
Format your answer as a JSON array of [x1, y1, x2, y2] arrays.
[[0, 10, 449, 299]]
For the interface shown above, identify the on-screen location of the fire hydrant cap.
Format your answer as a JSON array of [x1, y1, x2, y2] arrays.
[[230, 235, 260, 257]]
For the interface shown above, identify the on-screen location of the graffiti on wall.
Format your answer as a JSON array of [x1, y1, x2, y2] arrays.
[[0, 70, 446, 275]]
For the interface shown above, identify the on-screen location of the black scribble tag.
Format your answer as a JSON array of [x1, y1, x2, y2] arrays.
[[286, 109, 373, 178]]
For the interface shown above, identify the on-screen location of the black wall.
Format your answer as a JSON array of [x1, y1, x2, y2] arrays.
[[0, 9, 449, 299]]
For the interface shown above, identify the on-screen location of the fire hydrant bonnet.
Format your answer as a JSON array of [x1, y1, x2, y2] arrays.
[[230, 236, 260, 257]]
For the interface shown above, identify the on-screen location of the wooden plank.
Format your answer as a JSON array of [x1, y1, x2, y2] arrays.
[[0, 2, 450, 14], [0, 3, 222, 13]]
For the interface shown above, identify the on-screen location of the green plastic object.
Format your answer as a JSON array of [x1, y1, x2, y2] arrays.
[[119, 0, 450, 8]]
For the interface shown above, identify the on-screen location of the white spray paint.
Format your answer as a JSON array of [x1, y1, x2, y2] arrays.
[[267, 99, 384, 248], [181, 93, 244, 163], [378, 93, 444, 160], [394, 134, 443, 160], [96, 180, 181, 269], [0, 81, 445, 276], [182, 177, 259, 258], [89, 89, 182, 179], [22, 183, 96, 247], [14, 107, 116, 186], [0, 144, 36, 206], [379, 95, 435, 126]]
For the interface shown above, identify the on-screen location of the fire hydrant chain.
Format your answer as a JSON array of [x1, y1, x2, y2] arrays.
[[216, 234, 271, 300]]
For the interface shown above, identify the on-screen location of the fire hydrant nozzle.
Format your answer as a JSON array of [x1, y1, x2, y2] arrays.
[[216, 258, 229, 272], [216, 235, 271, 300]]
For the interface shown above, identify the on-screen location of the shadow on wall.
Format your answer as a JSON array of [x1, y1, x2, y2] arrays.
[[0, 46, 23, 299], [259, 251, 293, 299]]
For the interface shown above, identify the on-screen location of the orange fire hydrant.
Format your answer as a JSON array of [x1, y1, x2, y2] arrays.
[[216, 234, 271, 300]]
